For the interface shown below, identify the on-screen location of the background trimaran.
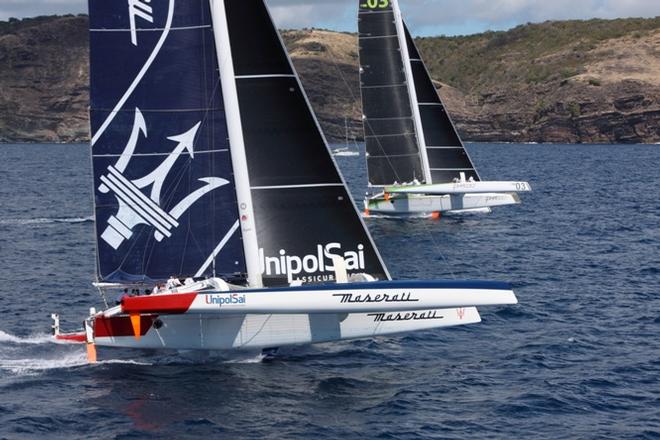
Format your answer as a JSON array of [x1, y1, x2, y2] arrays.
[[53, 0, 518, 360], [359, 0, 532, 217]]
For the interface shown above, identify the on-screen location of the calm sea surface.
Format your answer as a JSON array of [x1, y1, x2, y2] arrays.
[[0, 143, 658, 439]]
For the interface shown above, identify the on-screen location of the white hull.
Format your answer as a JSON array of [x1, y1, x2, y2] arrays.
[[87, 280, 514, 351], [94, 307, 481, 350], [385, 181, 532, 195], [365, 192, 521, 217]]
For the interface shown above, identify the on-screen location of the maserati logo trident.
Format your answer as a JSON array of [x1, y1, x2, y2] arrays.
[[128, 0, 154, 46], [99, 108, 229, 250]]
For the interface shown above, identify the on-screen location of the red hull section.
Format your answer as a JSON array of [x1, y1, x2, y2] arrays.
[[121, 293, 197, 315], [55, 333, 86, 343], [95, 315, 157, 338]]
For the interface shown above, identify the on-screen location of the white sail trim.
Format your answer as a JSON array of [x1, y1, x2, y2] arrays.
[[195, 221, 241, 277]]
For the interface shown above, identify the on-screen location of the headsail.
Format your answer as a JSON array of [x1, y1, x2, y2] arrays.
[[219, 0, 390, 286], [358, 0, 426, 186], [402, 22, 480, 183], [89, 0, 246, 283]]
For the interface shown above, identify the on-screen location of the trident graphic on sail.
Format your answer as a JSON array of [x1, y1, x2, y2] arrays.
[[98, 108, 228, 250]]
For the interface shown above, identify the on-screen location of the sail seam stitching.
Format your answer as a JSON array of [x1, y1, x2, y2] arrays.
[[251, 183, 344, 190], [90, 25, 211, 32]]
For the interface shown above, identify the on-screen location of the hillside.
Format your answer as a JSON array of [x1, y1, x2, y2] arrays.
[[1, 15, 659, 144], [414, 18, 660, 143], [0, 16, 89, 142]]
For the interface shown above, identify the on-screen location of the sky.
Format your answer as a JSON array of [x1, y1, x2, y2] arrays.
[[1, 0, 659, 36]]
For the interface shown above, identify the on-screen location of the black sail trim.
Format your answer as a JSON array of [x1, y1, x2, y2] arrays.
[[227, 0, 390, 286], [358, 1, 426, 186], [402, 21, 481, 183]]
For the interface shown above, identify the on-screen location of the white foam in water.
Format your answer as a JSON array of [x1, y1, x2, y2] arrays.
[[0, 352, 89, 375], [0, 330, 263, 370], [0, 216, 93, 225], [0, 330, 154, 374], [0, 330, 54, 345], [98, 359, 153, 367], [222, 353, 269, 364]]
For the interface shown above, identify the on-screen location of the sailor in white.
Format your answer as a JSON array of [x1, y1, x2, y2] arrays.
[[166, 276, 182, 290]]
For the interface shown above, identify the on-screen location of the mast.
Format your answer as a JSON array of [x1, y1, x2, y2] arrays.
[[209, 0, 263, 288], [391, 0, 432, 184]]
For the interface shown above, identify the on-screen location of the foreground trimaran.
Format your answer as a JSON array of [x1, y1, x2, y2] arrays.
[[359, 0, 531, 217], [54, 0, 517, 359]]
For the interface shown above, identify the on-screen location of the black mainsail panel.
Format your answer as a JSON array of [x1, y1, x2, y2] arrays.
[[89, 0, 246, 283], [226, 0, 389, 286], [402, 23, 480, 183], [358, 1, 425, 186]]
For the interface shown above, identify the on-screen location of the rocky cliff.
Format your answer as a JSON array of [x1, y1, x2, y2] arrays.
[[0, 16, 89, 142], [1, 15, 658, 144]]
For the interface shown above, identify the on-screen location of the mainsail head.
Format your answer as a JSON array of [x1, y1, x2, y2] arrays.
[[89, 0, 246, 283]]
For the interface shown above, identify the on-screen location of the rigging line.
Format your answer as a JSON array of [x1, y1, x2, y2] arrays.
[[322, 40, 402, 188], [145, 70, 225, 280], [324, 32, 457, 280], [239, 314, 275, 348]]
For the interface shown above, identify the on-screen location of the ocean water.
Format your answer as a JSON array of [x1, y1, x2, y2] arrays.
[[0, 143, 658, 439]]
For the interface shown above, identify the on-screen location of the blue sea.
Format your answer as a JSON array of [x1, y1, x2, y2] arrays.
[[0, 143, 658, 439]]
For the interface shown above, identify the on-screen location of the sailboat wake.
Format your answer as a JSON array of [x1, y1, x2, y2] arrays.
[[0, 330, 54, 345], [0, 330, 86, 374], [0, 216, 94, 226], [0, 330, 152, 375]]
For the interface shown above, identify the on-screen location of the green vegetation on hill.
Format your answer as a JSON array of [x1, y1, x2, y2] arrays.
[[415, 17, 660, 93], [0, 15, 658, 144], [0, 14, 85, 33]]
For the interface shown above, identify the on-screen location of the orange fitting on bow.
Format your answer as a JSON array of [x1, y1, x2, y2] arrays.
[[130, 313, 142, 340], [86, 342, 97, 363]]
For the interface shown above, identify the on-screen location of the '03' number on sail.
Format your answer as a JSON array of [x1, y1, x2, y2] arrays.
[[361, 0, 389, 9]]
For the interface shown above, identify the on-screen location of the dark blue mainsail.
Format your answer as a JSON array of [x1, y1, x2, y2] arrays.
[[89, 0, 245, 283]]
